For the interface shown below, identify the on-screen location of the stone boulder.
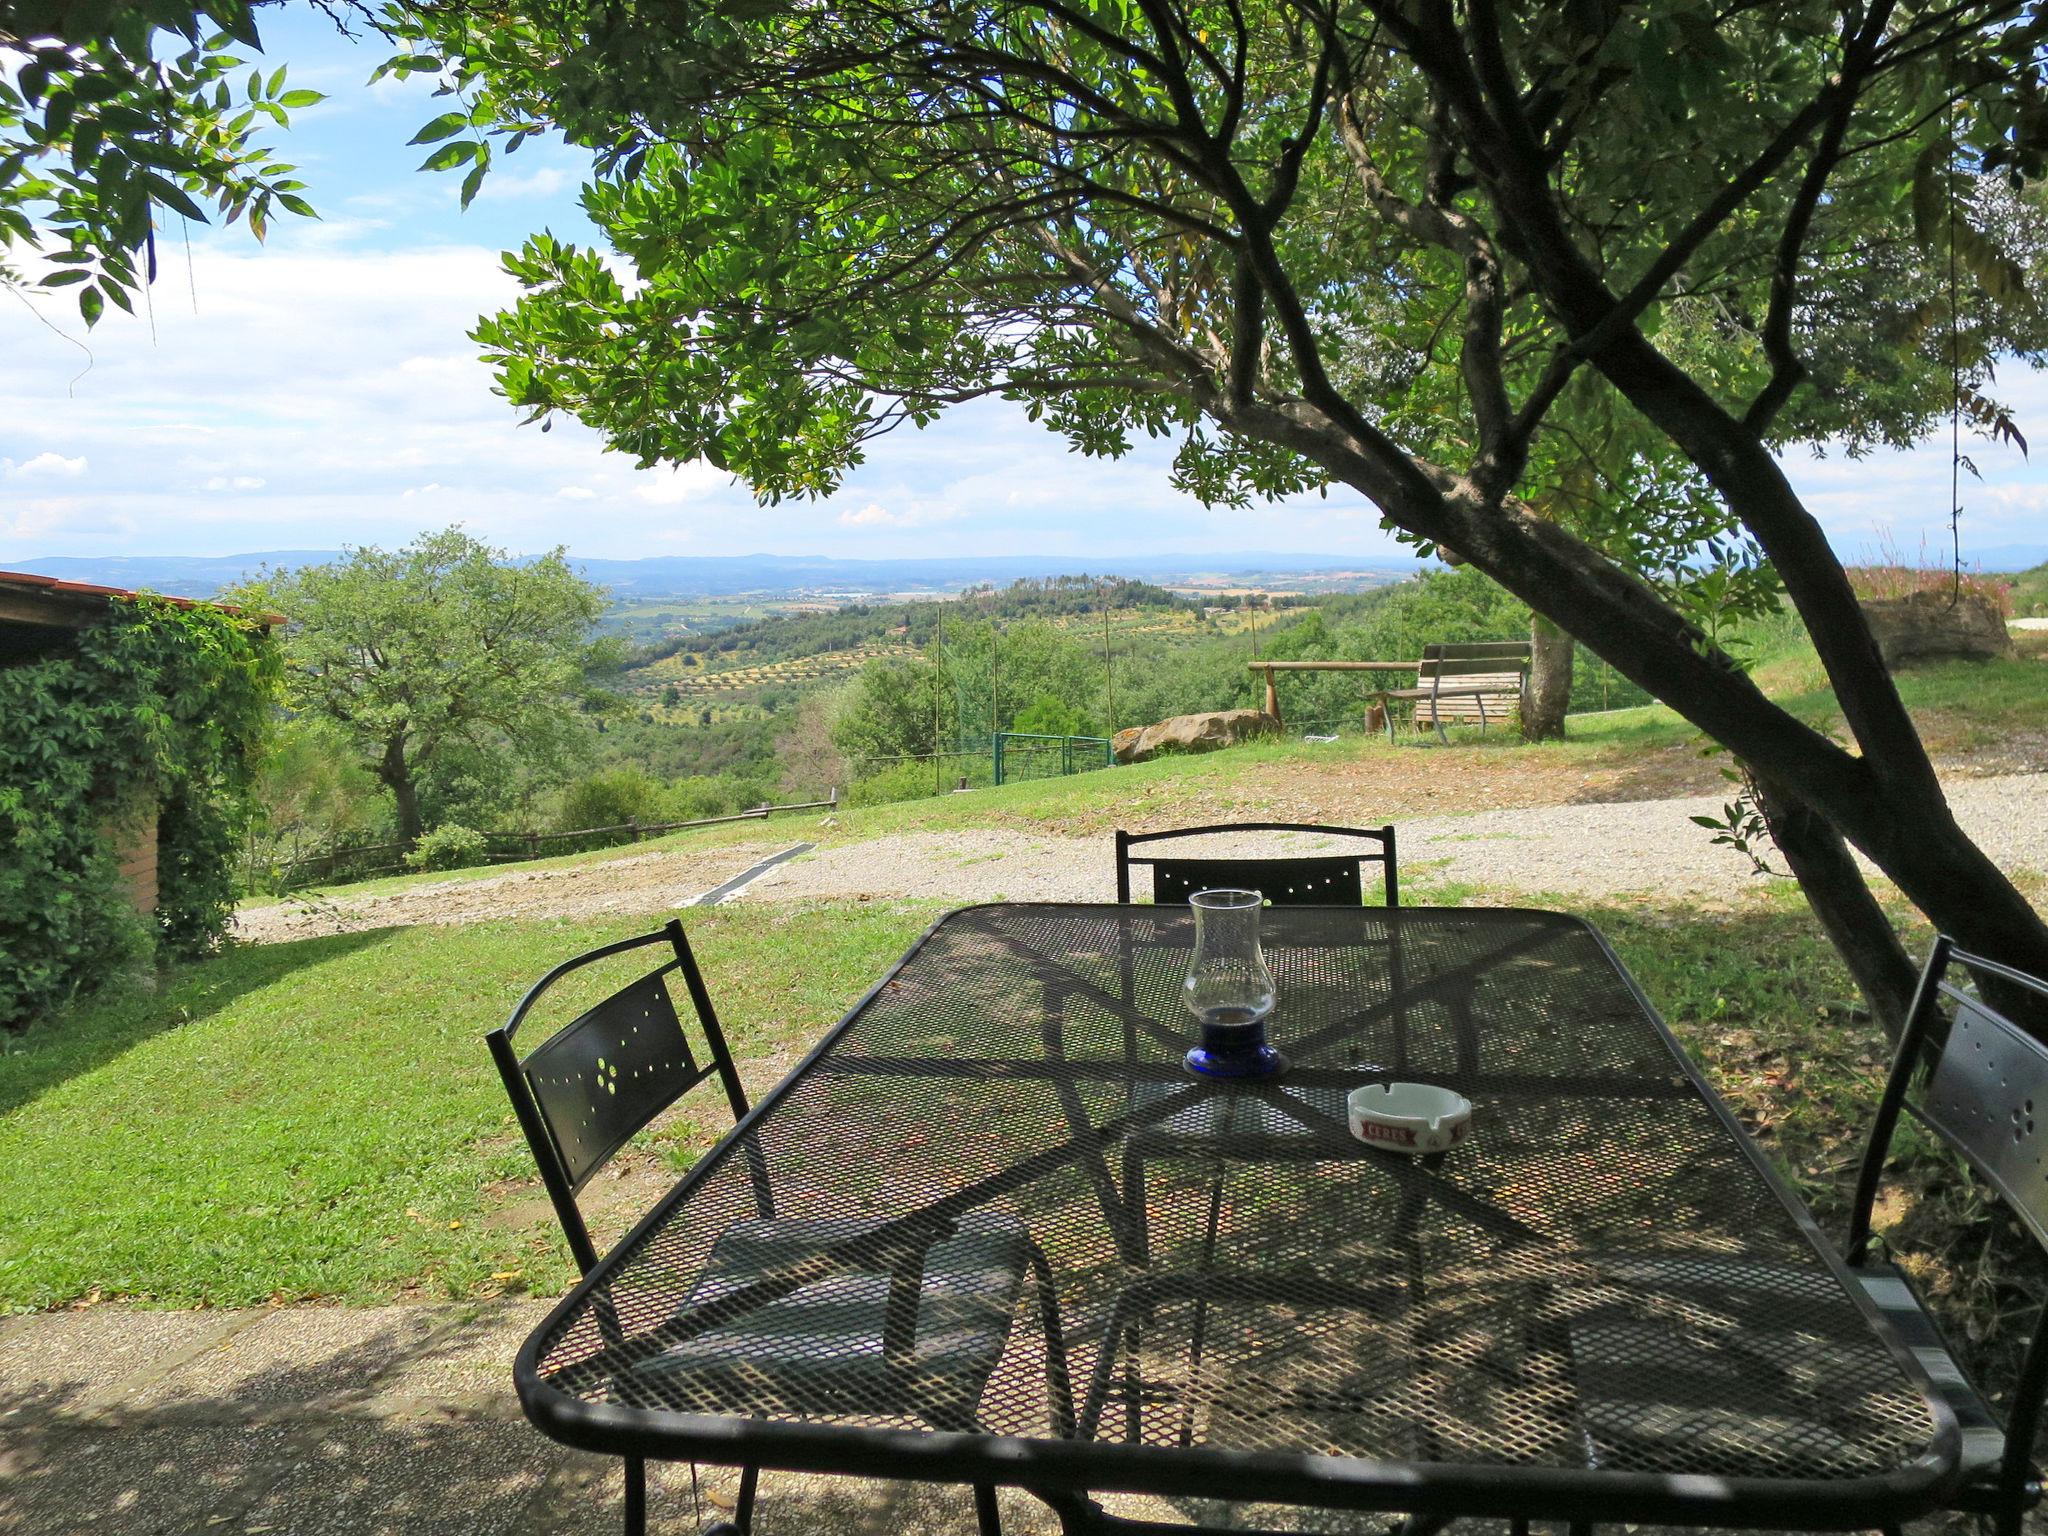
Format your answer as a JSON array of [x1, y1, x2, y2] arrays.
[[1115, 708, 1280, 764], [1860, 592, 2012, 669]]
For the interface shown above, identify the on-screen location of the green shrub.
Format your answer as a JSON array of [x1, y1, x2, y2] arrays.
[[555, 768, 660, 831], [405, 823, 492, 872], [0, 599, 277, 1030]]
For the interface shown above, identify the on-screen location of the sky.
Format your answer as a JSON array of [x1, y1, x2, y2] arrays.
[[2, 11, 2045, 569]]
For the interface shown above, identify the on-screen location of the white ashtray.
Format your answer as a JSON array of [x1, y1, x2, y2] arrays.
[[1347, 1082, 1472, 1155]]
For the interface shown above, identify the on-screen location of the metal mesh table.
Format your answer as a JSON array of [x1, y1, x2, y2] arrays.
[[516, 904, 1959, 1528]]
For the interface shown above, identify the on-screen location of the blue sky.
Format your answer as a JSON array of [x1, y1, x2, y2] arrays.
[[2, 11, 2044, 568]]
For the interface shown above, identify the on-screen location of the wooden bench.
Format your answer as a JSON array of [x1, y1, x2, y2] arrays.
[[1374, 641, 1531, 743]]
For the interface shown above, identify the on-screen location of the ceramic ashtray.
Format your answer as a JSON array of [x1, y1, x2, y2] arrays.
[[1347, 1082, 1472, 1155]]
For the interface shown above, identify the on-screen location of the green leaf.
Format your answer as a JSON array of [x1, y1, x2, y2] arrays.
[[40, 269, 92, 286], [79, 285, 105, 325], [459, 162, 487, 210], [419, 141, 482, 172], [409, 112, 471, 145], [277, 90, 326, 109], [267, 65, 288, 98], [276, 193, 317, 219], [144, 174, 210, 223]]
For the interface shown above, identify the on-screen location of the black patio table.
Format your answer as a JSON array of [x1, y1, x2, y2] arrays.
[[514, 903, 1960, 1532]]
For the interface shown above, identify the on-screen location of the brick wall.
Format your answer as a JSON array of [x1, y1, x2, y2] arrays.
[[101, 802, 159, 915]]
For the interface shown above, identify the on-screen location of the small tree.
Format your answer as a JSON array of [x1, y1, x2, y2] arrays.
[[240, 528, 611, 845]]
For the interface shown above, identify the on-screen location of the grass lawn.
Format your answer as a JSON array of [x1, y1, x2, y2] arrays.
[[0, 885, 1973, 1318], [0, 901, 938, 1310]]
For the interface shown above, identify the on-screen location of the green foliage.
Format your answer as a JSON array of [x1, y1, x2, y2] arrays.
[[1010, 693, 1091, 739], [555, 767, 660, 831], [0, 598, 278, 1028], [1, 2, 323, 317], [2011, 562, 2048, 618], [241, 717, 392, 894], [403, 823, 491, 872], [235, 528, 614, 844]]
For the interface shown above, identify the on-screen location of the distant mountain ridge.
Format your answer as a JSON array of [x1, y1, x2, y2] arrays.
[[2, 550, 1414, 601]]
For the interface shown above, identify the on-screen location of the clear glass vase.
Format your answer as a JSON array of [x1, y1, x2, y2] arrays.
[[1182, 889, 1283, 1079]]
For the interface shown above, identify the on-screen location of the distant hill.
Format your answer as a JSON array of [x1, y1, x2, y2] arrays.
[[3, 550, 1412, 602]]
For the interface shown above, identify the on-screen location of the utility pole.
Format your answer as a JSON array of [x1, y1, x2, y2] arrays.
[[1099, 581, 1117, 735], [933, 603, 945, 795]]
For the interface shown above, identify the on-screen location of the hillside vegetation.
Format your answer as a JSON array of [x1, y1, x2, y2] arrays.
[[249, 560, 2042, 894]]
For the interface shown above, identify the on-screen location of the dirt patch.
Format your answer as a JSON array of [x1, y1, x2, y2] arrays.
[[235, 840, 786, 944]]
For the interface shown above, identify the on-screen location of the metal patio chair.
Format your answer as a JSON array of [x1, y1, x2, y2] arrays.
[[489, 919, 1055, 1536], [1841, 936, 2048, 1536], [1113, 821, 1399, 908], [1560, 937, 2048, 1533]]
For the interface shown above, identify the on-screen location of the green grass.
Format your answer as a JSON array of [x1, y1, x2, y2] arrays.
[[0, 902, 936, 1310]]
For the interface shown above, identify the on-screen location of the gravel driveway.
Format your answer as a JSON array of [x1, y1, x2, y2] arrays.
[[238, 774, 2047, 941], [735, 772, 2048, 907]]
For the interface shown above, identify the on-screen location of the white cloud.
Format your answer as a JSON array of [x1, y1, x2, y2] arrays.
[[838, 500, 963, 529], [556, 485, 598, 500], [631, 464, 726, 505], [3, 451, 87, 479], [477, 165, 574, 201], [203, 475, 268, 492]]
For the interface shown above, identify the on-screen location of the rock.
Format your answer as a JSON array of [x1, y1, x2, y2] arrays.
[[1110, 727, 1146, 764], [1118, 709, 1280, 764], [1860, 592, 2013, 669]]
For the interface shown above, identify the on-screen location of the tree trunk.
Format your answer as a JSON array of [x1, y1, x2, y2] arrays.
[[378, 737, 424, 846], [1752, 775, 1919, 1038], [1523, 615, 1572, 742]]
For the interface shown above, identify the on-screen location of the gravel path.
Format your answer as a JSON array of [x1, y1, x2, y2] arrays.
[[237, 774, 2048, 940], [235, 840, 783, 943], [733, 772, 2048, 907]]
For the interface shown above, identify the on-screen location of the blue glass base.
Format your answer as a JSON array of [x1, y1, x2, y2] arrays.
[[1184, 1042, 1287, 1080]]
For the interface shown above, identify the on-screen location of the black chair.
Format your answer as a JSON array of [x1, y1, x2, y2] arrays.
[[489, 919, 1057, 1536], [1842, 935, 2048, 1536], [1114, 821, 1399, 907], [1561, 940, 2048, 1532]]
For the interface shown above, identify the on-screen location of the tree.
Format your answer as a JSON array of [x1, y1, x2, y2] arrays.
[[402, 0, 2048, 1028], [2, 1, 331, 319], [238, 528, 611, 844]]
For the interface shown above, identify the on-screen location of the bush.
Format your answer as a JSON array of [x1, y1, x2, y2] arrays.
[[655, 775, 747, 823], [405, 823, 492, 872], [555, 769, 660, 832]]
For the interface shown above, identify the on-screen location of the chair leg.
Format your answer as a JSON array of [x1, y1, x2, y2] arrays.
[[622, 1456, 646, 1536], [973, 1482, 1003, 1535], [734, 1463, 759, 1534]]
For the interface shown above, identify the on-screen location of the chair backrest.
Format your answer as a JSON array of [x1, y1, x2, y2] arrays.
[[1848, 935, 2048, 1513], [1114, 822, 1398, 907], [487, 918, 751, 1274]]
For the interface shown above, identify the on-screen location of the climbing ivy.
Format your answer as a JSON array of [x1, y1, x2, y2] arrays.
[[0, 597, 278, 1028]]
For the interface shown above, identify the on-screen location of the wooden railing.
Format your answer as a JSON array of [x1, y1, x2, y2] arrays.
[[1245, 659, 1416, 727]]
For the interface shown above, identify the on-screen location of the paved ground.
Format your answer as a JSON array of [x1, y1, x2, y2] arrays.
[[0, 1302, 2011, 1535], [0, 1301, 1076, 1536]]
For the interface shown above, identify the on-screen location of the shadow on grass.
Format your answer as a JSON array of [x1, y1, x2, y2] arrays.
[[0, 928, 395, 1118]]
